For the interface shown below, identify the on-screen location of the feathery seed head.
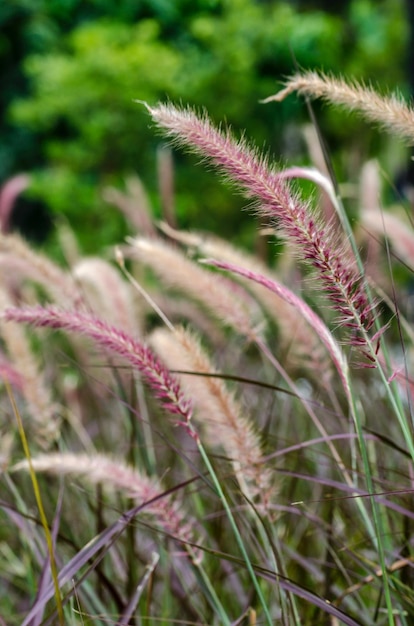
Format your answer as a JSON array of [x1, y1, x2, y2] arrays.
[[264, 71, 414, 145], [151, 326, 272, 501], [3, 305, 193, 425], [13, 452, 198, 548], [145, 102, 377, 347]]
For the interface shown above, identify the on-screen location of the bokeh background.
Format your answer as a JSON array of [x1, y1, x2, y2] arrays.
[[0, 0, 410, 254]]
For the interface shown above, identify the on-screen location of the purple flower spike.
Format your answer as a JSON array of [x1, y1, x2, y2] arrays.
[[3, 305, 193, 424], [145, 102, 377, 347], [201, 258, 350, 394]]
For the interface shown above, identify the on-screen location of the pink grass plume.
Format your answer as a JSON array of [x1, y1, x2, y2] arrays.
[[3, 305, 193, 427], [13, 452, 197, 548], [201, 257, 350, 394], [143, 102, 377, 347]]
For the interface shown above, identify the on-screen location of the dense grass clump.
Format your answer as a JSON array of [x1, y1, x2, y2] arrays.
[[1, 73, 414, 625]]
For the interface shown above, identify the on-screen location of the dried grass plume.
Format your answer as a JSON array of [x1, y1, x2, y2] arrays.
[[264, 71, 414, 145]]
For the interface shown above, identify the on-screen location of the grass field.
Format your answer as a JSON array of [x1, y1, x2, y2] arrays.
[[1, 72, 414, 625]]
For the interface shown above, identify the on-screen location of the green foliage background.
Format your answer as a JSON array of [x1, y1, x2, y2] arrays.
[[0, 0, 409, 252]]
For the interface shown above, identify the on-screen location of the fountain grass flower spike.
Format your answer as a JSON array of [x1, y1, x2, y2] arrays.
[[143, 101, 379, 354], [12, 452, 197, 549], [264, 71, 414, 145], [2, 305, 193, 431]]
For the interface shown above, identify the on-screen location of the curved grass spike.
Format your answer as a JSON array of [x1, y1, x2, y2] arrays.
[[151, 326, 271, 503], [158, 222, 334, 379], [143, 101, 379, 352], [3, 305, 193, 429], [200, 257, 349, 394], [264, 71, 414, 145], [13, 452, 198, 548]]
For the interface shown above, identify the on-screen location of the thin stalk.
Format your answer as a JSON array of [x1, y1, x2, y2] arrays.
[[194, 432, 274, 625], [345, 369, 398, 625], [261, 335, 397, 622], [256, 337, 376, 539], [252, 509, 301, 623], [315, 141, 411, 450], [6, 382, 64, 626], [186, 546, 233, 625]]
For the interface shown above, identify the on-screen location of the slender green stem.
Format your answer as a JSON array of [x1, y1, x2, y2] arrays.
[[6, 382, 64, 626], [345, 372, 396, 626], [194, 433, 274, 625], [186, 546, 232, 625]]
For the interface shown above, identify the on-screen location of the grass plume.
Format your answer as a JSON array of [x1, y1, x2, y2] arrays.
[[12, 451, 197, 548], [144, 101, 378, 350], [264, 70, 414, 144], [151, 326, 271, 502], [2, 305, 193, 427]]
